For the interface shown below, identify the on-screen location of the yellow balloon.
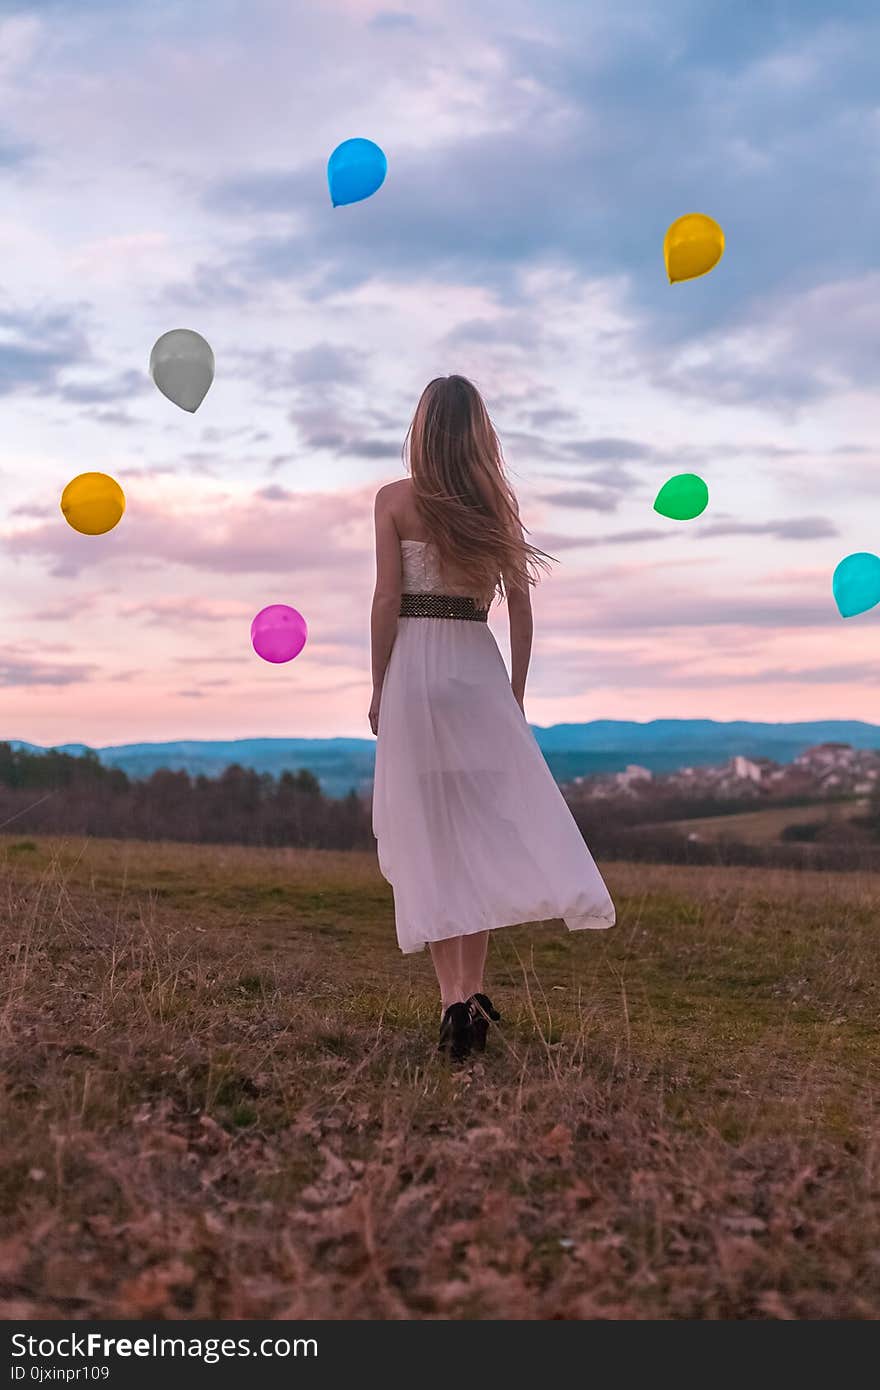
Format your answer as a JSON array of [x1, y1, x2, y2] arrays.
[[664, 213, 725, 284], [60, 472, 126, 535]]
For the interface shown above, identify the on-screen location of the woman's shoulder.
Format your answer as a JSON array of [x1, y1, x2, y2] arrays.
[[375, 479, 424, 539], [374, 478, 411, 509]]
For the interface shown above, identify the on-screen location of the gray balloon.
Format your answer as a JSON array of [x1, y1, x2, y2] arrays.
[[149, 329, 215, 412]]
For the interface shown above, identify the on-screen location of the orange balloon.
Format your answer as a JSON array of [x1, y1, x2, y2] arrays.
[[60, 472, 125, 535]]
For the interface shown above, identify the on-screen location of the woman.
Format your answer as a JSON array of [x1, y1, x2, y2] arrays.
[[370, 376, 615, 1062]]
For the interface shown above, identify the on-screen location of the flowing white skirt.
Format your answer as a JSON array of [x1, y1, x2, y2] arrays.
[[372, 614, 616, 953]]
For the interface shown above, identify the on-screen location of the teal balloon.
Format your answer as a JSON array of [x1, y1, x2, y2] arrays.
[[328, 138, 387, 207], [653, 472, 709, 521], [832, 551, 880, 618]]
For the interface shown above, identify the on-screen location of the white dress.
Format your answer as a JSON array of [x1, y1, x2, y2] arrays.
[[372, 539, 616, 953]]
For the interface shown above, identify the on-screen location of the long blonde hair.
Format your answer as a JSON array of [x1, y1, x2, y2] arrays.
[[403, 375, 556, 605]]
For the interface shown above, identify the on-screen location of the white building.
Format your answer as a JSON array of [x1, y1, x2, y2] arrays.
[[731, 755, 764, 783], [614, 764, 652, 791]]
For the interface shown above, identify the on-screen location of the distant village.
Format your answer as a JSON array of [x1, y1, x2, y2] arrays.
[[562, 743, 880, 804]]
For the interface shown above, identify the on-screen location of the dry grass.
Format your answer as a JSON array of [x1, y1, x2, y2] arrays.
[[663, 800, 868, 844], [1, 834, 878, 1320]]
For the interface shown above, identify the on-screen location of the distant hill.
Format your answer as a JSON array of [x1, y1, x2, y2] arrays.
[[9, 721, 880, 798], [529, 719, 880, 785]]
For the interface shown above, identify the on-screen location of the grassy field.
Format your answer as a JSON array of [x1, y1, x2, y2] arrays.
[[662, 799, 868, 844], [1, 834, 878, 1320]]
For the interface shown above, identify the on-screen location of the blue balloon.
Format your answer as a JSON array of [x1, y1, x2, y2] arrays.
[[832, 551, 880, 618], [327, 138, 387, 207]]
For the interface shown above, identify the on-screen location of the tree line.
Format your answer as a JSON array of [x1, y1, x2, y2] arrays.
[[0, 744, 371, 850]]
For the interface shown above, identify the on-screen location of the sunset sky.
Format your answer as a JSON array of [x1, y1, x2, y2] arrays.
[[2, 0, 878, 745]]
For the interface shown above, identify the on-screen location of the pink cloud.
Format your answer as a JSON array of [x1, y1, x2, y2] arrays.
[[0, 653, 96, 687], [4, 485, 375, 580], [119, 597, 253, 626]]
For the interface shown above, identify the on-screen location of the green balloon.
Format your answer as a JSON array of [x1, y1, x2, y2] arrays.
[[653, 472, 709, 521]]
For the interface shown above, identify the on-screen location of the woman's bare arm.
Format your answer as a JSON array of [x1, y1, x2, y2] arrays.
[[369, 485, 403, 733], [507, 578, 533, 714], [504, 506, 533, 713]]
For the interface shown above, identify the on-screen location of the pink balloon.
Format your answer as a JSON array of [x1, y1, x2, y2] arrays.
[[251, 604, 308, 664]]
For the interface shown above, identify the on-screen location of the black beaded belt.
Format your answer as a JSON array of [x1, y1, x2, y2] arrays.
[[400, 592, 488, 622]]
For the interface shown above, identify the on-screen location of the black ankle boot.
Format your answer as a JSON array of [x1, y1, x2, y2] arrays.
[[438, 1002, 473, 1062], [467, 993, 501, 1053]]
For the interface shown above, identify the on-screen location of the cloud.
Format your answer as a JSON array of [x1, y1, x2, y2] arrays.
[[192, 5, 880, 425], [119, 598, 252, 626], [5, 486, 374, 579], [0, 655, 95, 687], [1, 0, 878, 731], [256, 484, 293, 501], [58, 369, 149, 405], [222, 338, 405, 463], [538, 487, 619, 513], [344, 438, 401, 458], [652, 272, 880, 411], [289, 342, 364, 385], [85, 408, 142, 428], [198, 425, 255, 444], [697, 516, 839, 541], [565, 438, 656, 463], [11, 502, 54, 519], [526, 407, 578, 428], [503, 430, 658, 477], [0, 137, 35, 166], [29, 594, 102, 622], [367, 10, 425, 32], [578, 464, 644, 491], [719, 662, 880, 686], [288, 403, 403, 459], [541, 584, 835, 633], [0, 304, 147, 413], [654, 356, 825, 410], [0, 305, 91, 397], [2, 2, 118, 11], [532, 644, 880, 692], [153, 263, 252, 312], [531, 526, 668, 553], [442, 313, 549, 350], [534, 514, 840, 553], [601, 528, 667, 547], [233, 341, 366, 392]]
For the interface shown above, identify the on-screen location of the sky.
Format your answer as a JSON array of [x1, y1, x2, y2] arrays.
[[1, 0, 879, 745]]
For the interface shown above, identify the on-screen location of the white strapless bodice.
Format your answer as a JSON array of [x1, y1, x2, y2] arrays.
[[400, 539, 480, 598]]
